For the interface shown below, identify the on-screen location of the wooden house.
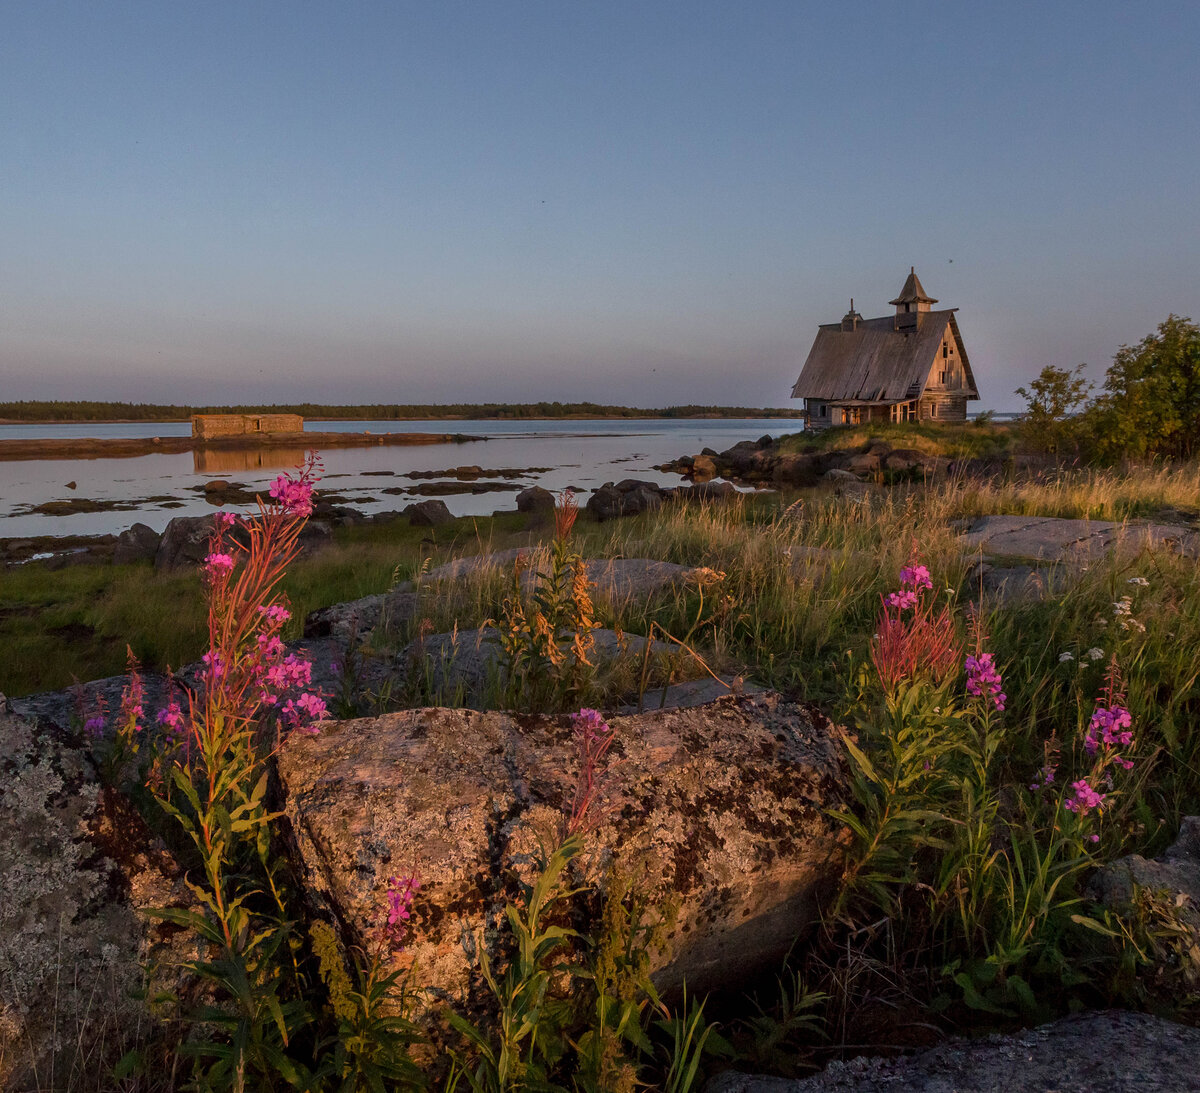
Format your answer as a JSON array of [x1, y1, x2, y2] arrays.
[[790, 269, 979, 428]]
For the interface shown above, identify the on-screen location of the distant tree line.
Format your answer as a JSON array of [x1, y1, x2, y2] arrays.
[[1016, 315, 1200, 461], [0, 400, 804, 423]]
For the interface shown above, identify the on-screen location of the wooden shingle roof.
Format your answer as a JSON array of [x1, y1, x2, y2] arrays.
[[790, 310, 978, 402]]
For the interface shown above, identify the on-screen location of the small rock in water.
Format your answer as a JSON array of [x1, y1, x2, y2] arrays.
[[65, 481, 76, 489]]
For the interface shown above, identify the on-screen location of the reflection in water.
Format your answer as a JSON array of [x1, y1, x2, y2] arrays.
[[192, 448, 310, 474]]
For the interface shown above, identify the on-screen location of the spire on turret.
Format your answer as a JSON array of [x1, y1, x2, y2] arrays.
[[890, 267, 937, 330], [840, 298, 863, 331]]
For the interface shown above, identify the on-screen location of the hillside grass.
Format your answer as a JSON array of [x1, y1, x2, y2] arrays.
[[776, 420, 1016, 460]]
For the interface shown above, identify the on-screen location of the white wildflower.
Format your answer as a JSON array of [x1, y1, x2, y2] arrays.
[[1127, 576, 1150, 587], [1086, 647, 1105, 661], [1113, 598, 1133, 616], [1059, 652, 1075, 662]]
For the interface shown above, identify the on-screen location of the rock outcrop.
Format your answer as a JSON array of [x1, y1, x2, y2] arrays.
[[277, 694, 848, 1016], [666, 437, 950, 490], [960, 514, 1200, 562], [0, 703, 191, 1089], [113, 521, 161, 565], [707, 1010, 1200, 1092], [303, 550, 722, 642]]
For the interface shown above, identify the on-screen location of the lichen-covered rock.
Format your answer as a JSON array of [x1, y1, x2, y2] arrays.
[[0, 709, 191, 1089], [277, 694, 848, 1017], [707, 1010, 1200, 1092], [960, 515, 1200, 562]]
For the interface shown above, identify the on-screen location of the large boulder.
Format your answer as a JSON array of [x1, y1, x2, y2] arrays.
[[113, 521, 162, 565], [403, 499, 455, 527], [515, 485, 556, 514], [398, 625, 679, 706], [771, 454, 822, 487], [277, 694, 848, 1014], [0, 703, 191, 1089], [154, 514, 222, 571], [586, 480, 669, 520], [302, 554, 717, 642], [961, 515, 1200, 562], [708, 1010, 1200, 1093]]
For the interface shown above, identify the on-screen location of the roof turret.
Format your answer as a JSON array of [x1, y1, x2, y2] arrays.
[[889, 267, 937, 307]]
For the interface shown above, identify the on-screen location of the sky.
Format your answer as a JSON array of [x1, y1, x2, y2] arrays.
[[2, 2, 1197, 412]]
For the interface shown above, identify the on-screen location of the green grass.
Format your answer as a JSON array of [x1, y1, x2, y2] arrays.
[[775, 420, 1017, 460]]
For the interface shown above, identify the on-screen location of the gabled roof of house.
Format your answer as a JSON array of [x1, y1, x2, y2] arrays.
[[790, 310, 979, 403]]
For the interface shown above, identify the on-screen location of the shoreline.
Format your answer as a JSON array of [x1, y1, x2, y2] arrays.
[[0, 412, 804, 426], [0, 430, 479, 463]]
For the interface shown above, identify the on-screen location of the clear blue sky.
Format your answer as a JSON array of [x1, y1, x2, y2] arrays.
[[2, 1, 1196, 411]]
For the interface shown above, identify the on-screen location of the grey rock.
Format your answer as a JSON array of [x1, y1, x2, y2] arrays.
[[586, 485, 625, 520], [847, 452, 881, 473], [403, 499, 454, 526], [113, 521, 161, 565], [154, 514, 248, 571], [771, 454, 822, 488], [586, 480, 669, 520], [302, 552, 719, 644], [961, 515, 1200, 562], [278, 693, 848, 1018], [1092, 816, 1200, 937], [515, 485, 556, 514], [675, 481, 738, 504], [400, 625, 677, 705], [0, 709, 192, 1088], [10, 671, 183, 733], [706, 1010, 1200, 1092], [822, 469, 858, 482]]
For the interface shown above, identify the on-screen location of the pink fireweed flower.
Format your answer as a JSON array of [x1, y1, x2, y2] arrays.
[[899, 564, 933, 592], [204, 552, 236, 575], [256, 604, 291, 627], [83, 715, 106, 738], [214, 510, 238, 528], [965, 652, 1006, 712], [885, 588, 919, 610], [1084, 704, 1134, 754], [1064, 778, 1106, 816], [280, 691, 328, 732], [199, 650, 226, 684], [256, 633, 286, 661], [156, 701, 186, 739], [265, 652, 313, 692], [269, 474, 315, 517], [382, 874, 420, 952]]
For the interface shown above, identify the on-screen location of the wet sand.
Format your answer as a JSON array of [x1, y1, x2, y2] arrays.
[[0, 430, 480, 462]]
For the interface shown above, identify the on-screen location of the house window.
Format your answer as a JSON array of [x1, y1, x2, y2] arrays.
[[942, 344, 949, 359], [820, 404, 828, 418], [939, 371, 947, 384], [930, 403, 939, 418], [890, 401, 917, 423]]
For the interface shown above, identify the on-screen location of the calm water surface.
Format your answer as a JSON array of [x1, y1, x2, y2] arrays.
[[0, 419, 801, 539]]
